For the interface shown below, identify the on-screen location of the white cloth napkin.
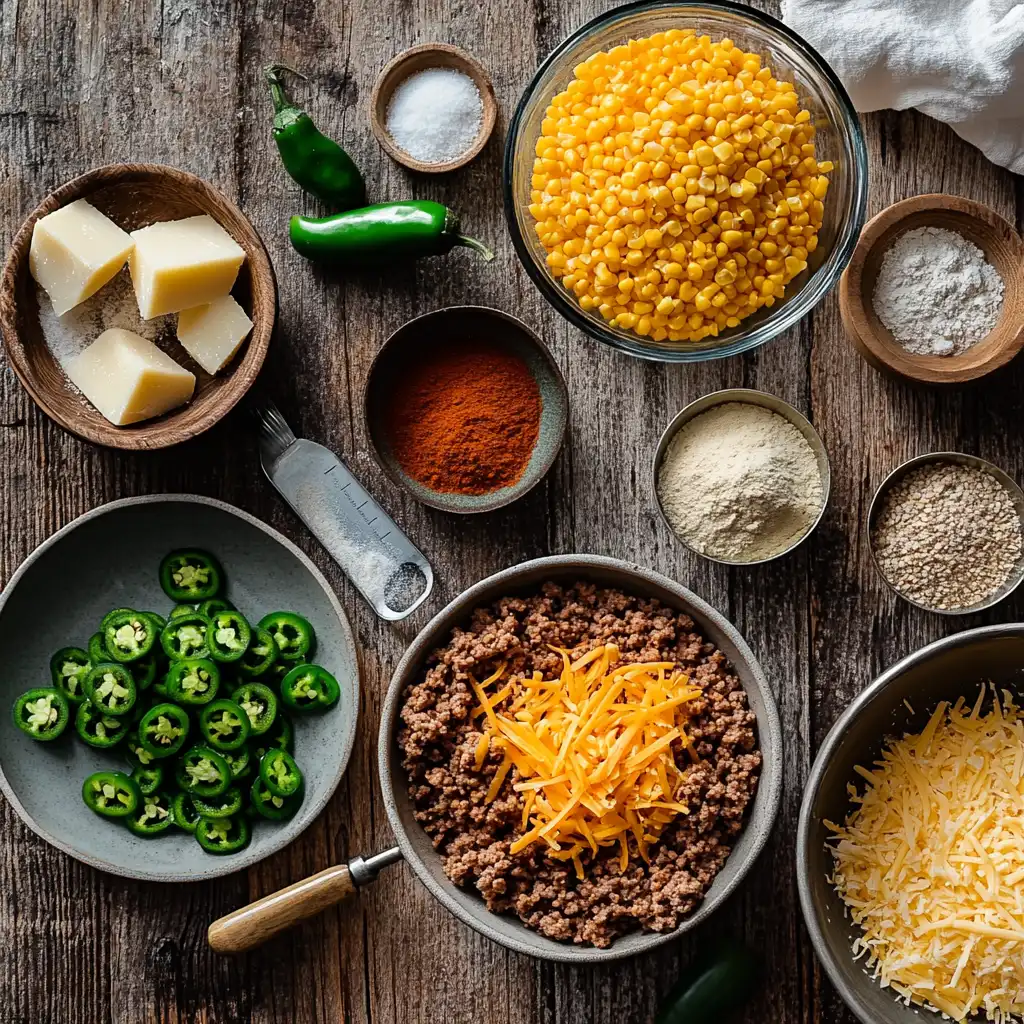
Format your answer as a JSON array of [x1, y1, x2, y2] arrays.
[[781, 0, 1024, 175]]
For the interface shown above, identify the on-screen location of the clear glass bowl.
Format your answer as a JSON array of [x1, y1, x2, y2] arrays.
[[503, 0, 869, 363]]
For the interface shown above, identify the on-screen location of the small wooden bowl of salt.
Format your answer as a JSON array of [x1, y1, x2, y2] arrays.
[[370, 43, 497, 174], [840, 194, 1024, 384]]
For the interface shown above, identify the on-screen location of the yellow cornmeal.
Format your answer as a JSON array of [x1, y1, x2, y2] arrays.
[[528, 32, 833, 344]]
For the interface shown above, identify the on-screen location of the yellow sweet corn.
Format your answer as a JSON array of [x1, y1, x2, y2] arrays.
[[528, 32, 831, 343]]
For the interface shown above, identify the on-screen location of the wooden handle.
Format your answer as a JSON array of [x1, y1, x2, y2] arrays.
[[208, 864, 357, 954]]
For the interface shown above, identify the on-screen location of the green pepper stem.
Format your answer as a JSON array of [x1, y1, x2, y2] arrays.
[[457, 235, 495, 261], [264, 63, 307, 115]]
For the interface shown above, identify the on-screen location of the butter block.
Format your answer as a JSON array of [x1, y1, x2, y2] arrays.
[[29, 199, 135, 316], [176, 294, 253, 374], [65, 328, 196, 426], [129, 215, 245, 320]]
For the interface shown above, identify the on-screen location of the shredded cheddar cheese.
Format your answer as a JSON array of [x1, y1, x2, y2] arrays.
[[471, 643, 701, 878], [828, 688, 1024, 1023]]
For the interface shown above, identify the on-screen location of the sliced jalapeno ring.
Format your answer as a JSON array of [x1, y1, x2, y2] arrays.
[[259, 748, 303, 797], [102, 610, 157, 663], [238, 627, 278, 679], [171, 791, 200, 833], [125, 789, 175, 836], [257, 612, 315, 663], [100, 606, 136, 631], [125, 725, 158, 767], [199, 699, 250, 752], [165, 657, 221, 707], [251, 713, 294, 761], [230, 682, 278, 736], [223, 746, 252, 781], [75, 702, 130, 748], [280, 664, 340, 713], [49, 647, 91, 705], [198, 598, 234, 618], [87, 631, 107, 665], [169, 603, 197, 620], [191, 786, 243, 819], [160, 612, 213, 661], [196, 813, 250, 854], [138, 702, 190, 758], [129, 651, 159, 691], [175, 745, 232, 798], [13, 687, 70, 741], [207, 611, 252, 664], [141, 610, 167, 632], [82, 770, 140, 819], [159, 549, 223, 602], [131, 764, 164, 796], [83, 663, 137, 717], [250, 776, 303, 821]]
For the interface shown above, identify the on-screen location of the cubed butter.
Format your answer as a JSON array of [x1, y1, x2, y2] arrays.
[[129, 215, 245, 320], [29, 199, 135, 316], [65, 328, 196, 426], [176, 294, 254, 374]]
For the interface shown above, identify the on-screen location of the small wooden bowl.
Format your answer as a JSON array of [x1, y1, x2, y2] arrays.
[[0, 163, 276, 450], [370, 43, 497, 174], [840, 194, 1024, 384]]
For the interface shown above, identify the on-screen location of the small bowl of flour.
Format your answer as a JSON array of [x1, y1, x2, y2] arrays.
[[840, 194, 1024, 384], [654, 389, 830, 565]]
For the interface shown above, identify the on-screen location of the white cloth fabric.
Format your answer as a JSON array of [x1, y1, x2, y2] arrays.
[[781, 0, 1024, 175]]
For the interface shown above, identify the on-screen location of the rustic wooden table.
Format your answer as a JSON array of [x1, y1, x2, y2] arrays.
[[3, 1, 1024, 1021]]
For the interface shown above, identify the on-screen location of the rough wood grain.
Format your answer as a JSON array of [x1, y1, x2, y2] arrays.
[[1, 0, 1023, 1023]]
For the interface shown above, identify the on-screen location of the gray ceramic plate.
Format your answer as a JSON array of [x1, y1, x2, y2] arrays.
[[379, 554, 783, 961], [0, 495, 359, 882]]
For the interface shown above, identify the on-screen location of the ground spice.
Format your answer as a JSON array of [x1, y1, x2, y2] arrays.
[[386, 340, 541, 495]]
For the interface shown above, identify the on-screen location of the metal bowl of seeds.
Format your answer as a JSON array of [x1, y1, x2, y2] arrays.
[[868, 452, 1024, 615]]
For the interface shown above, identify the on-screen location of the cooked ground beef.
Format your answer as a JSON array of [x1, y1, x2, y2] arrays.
[[397, 582, 761, 948]]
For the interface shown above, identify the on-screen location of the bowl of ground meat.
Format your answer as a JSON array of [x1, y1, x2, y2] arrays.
[[382, 554, 782, 962]]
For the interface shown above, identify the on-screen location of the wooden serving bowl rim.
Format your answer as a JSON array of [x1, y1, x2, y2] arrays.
[[839, 193, 1024, 385], [0, 162, 276, 450], [369, 43, 497, 174]]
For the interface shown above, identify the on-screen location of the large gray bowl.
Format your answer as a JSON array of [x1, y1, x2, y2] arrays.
[[379, 554, 783, 962], [0, 495, 359, 882], [797, 625, 1024, 1023]]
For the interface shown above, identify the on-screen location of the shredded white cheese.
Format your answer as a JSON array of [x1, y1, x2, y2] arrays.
[[828, 687, 1024, 1022]]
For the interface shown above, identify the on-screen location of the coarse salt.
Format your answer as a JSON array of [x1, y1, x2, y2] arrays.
[[386, 67, 483, 164]]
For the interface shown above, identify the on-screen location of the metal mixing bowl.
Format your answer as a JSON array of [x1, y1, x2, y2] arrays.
[[379, 554, 783, 962], [797, 625, 1024, 1023]]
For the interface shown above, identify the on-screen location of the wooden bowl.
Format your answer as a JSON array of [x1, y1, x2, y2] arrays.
[[0, 163, 276, 450], [839, 194, 1024, 384], [370, 43, 497, 173]]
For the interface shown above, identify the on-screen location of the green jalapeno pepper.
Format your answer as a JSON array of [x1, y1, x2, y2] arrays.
[[176, 745, 232, 798], [138, 702, 190, 758], [88, 631, 108, 665], [251, 713, 294, 760], [131, 764, 164, 796], [13, 687, 70, 741], [280, 664, 340, 713], [125, 725, 158, 767], [191, 785, 243, 820], [100, 607, 135, 631], [250, 775, 303, 820], [169, 603, 197, 620], [266, 63, 366, 211], [257, 612, 315, 664], [206, 610, 252, 664], [49, 647, 91, 705], [165, 657, 221, 706], [238, 627, 278, 679], [126, 789, 175, 836], [289, 201, 494, 266], [196, 813, 250, 854], [259, 748, 303, 798], [198, 598, 233, 618], [160, 612, 213, 661], [141, 610, 167, 631], [159, 550, 223, 602], [82, 770, 140, 819], [76, 702, 130, 748], [83, 663, 137, 717], [171, 791, 201, 833], [223, 746, 253, 781], [230, 682, 278, 736], [102, 610, 157, 663], [199, 699, 250, 752], [129, 651, 159, 691]]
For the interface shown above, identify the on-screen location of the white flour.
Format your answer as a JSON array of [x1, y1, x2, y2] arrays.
[[871, 226, 1004, 357], [657, 402, 824, 562]]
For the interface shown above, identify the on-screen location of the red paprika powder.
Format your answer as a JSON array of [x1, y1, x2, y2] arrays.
[[386, 339, 541, 495]]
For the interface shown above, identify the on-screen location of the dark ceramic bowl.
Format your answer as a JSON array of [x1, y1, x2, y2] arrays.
[[797, 626, 1024, 1023], [363, 306, 568, 514]]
